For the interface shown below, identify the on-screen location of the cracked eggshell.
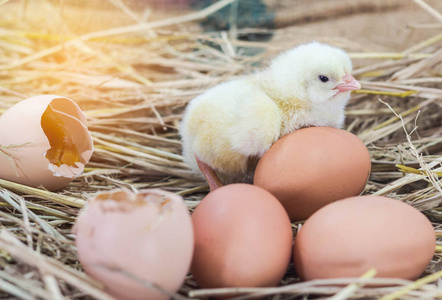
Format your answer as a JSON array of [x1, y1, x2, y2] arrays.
[[0, 95, 93, 191], [293, 195, 436, 281], [75, 189, 194, 300], [191, 184, 292, 289]]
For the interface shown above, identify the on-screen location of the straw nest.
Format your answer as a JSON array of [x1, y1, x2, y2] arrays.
[[0, 0, 441, 299]]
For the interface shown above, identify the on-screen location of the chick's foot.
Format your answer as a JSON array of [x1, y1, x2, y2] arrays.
[[195, 155, 224, 192]]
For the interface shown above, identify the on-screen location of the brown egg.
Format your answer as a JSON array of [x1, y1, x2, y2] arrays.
[[254, 126, 371, 221], [293, 195, 435, 281], [191, 184, 292, 289]]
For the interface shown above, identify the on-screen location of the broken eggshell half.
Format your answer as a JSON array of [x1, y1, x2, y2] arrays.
[[0, 95, 93, 191], [74, 188, 194, 300]]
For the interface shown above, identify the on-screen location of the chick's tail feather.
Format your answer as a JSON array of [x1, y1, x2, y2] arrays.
[[195, 155, 224, 191]]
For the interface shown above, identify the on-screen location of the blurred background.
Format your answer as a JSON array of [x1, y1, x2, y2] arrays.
[[2, 0, 442, 50]]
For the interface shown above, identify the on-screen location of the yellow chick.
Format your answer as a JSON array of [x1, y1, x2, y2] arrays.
[[180, 42, 361, 189]]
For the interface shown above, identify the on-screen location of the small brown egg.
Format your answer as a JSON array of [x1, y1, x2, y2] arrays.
[[254, 126, 371, 221], [191, 184, 292, 289], [0, 95, 93, 190], [293, 195, 435, 281], [75, 189, 194, 300]]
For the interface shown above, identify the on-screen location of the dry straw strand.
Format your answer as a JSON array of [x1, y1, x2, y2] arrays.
[[1, 0, 442, 298]]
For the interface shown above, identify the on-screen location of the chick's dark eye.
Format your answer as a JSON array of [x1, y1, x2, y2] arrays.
[[318, 75, 329, 83]]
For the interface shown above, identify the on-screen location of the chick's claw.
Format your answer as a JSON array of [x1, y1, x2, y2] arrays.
[[195, 155, 224, 192]]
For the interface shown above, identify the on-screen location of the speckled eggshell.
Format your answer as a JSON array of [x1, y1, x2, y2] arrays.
[[254, 126, 371, 221], [293, 195, 435, 281], [75, 189, 194, 300], [191, 184, 292, 289]]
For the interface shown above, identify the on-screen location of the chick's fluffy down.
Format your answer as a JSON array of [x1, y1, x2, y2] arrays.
[[180, 42, 357, 184], [180, 77, 282, 181]]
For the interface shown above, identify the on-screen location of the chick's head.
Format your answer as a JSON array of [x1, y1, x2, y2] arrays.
[[269, 42, 359, 105]]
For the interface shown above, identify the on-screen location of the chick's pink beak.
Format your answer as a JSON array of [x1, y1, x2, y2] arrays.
[[337, 73, 361, 92]]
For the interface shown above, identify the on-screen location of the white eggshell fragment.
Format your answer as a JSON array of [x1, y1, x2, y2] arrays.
[[0, 95, 93, 190], [75, 189, 194, 300]]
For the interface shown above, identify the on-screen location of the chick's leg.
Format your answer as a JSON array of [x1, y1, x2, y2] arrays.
[[195, 155, 224, 191]]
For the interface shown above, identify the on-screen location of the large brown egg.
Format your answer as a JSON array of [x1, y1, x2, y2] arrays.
[[293, 195, 435, 281], [191, 184, 292, 289], [254, 127, 371, 221]]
